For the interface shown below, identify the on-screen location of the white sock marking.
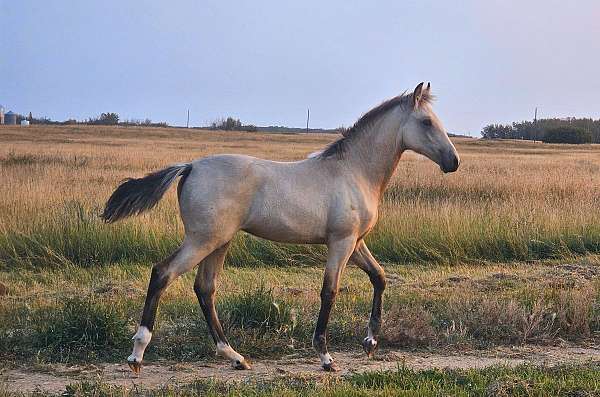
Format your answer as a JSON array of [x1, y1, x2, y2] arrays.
[[319, 352, 333, 366], [216, 342, 245, 364], [128, 326, 152, 363]]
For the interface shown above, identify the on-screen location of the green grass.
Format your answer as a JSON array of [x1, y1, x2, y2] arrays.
[[0, 202, 328, 269], [221, 284, 298, 333], [3, 196, 600, 270], [1, 261, 598, 365], [2, 129, 600, 395], [2, 364, 598, 396], [29, 297, 131, 362]]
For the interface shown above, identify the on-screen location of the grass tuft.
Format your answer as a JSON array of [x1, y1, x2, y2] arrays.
[[221, 284, 297, 334], [29, 297, 131, 362]]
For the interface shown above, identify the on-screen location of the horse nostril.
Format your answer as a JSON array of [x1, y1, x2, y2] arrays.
[[442, 153, 459, 173]]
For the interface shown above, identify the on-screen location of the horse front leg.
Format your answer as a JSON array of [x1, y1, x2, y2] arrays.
[[313, 236, 357, 372], [194, 242, 251, 370], [350, 240, 386, 358]]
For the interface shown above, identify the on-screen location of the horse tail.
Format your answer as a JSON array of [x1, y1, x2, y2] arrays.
[[101, 163, 192, 223]]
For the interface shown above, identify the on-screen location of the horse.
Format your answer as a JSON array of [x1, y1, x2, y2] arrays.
[[101, 82, 460, 373]]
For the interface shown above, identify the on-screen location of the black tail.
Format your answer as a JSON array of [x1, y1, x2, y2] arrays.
[[101, 163, 192, 223]]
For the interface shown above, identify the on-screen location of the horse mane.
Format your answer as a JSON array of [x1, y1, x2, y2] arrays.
[[318, 90, 434, 159]]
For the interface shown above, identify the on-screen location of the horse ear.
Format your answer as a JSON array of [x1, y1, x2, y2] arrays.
[[412, 82, 424, 109]]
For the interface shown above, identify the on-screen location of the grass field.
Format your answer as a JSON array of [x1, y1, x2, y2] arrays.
[[0, 125, 599, 395], [2, 125, 600, 268]]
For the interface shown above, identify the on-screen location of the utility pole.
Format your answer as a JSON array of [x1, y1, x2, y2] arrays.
[[186, 109, 190, 128], [306, 108, 310, 133], [533, 107, 538, 142]]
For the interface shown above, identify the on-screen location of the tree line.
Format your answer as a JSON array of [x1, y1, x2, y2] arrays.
[[481, 117, 599, 144], [209, 117, 257, 132], [15, 112, 168, 127]]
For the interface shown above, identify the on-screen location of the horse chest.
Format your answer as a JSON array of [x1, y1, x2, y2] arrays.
[[328, 198, 378, 239], [357, 205, 378, 236]]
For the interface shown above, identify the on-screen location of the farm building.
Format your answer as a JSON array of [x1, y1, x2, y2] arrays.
[[4, 111, 17, 125]]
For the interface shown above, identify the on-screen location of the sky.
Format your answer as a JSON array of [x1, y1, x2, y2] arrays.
[[1, 1, 599, 135]]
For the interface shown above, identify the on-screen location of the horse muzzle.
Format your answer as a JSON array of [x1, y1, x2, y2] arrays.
[[440, 151, 460, 173]]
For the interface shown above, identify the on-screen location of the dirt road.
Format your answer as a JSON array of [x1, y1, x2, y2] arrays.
[[2, 345, 599, 394]]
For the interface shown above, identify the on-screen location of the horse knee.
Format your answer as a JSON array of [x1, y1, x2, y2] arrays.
[[193, 280, 214, 299], [149, 265, 171, 292], [370, 270, 386, 292], [320, 287, 338, 302]]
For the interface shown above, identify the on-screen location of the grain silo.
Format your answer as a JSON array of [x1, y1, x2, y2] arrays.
[[0, 105, 4, 124], [4, 111, 17, 125]]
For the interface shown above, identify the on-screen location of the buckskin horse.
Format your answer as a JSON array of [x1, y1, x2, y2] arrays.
[[101, 82, 460, 373]]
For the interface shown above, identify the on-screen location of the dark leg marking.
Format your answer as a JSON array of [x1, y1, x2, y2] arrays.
[[140, 251, 180, 331], [128, 240, 213, 374], [312, 236, 356, 371], [350, 240, 386, 357]]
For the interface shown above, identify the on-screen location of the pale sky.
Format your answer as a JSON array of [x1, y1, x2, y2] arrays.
[[1, 1, 599, 135]]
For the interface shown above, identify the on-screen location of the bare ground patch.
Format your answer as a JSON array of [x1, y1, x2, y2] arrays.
[[2, 345, 598, 394]]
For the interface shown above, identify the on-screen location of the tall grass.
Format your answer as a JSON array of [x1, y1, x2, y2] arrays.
[[1, 126, 600, 268]]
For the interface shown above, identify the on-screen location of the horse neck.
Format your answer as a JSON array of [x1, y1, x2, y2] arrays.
[[343, 111, 406, 199]]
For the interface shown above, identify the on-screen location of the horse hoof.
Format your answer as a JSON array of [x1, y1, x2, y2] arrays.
[[322, 362, 339, 372], [234, 359, 252, 370], [362, 337, 378, 358], [127, 360, 142, 374]]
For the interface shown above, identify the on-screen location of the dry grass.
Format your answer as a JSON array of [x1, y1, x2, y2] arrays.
[[2, 125, 600, 267], [0, 125, 599, 393]]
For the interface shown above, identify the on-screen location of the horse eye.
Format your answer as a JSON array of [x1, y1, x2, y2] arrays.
[[422, 118, 433, 127]]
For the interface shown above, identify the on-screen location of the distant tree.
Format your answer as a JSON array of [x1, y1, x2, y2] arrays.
[[482, 118, 600, 143], [224, 117, 242, 130], [120, 118, 168, 128], [542, 126, 591, 144], [210, 117, 254, 131], [31, 116, 54, 124], [28, 112, 33, 122], [98, 112, 119, 125], [481, 124, 514, 139]]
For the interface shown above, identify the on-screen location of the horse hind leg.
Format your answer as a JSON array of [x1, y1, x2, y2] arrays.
[[194, 242, 251, 370], [127, 237, 218, 374]]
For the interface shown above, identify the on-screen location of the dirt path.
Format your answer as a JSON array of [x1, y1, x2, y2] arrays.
[[3, 345, 599, 394]]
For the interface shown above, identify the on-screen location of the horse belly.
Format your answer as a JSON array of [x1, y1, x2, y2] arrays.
[[243, 214, 327, 244], [242, 196, 328, 244]]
